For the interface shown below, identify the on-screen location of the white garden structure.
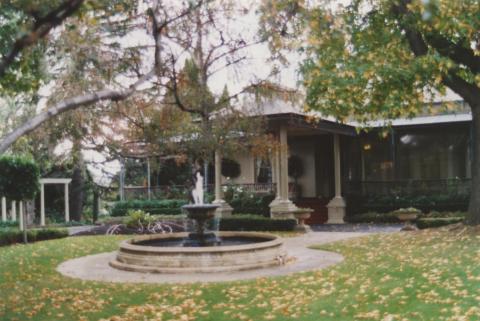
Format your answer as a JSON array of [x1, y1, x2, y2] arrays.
[[1, 178, 72, 227]]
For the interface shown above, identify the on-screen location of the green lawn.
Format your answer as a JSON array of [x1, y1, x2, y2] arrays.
[[1, 228, 480, 321]]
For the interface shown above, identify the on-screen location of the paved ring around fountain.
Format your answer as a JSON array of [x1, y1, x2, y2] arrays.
[[56, 232, 369, 284]]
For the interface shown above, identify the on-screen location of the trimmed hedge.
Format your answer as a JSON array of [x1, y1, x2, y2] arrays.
[[110, 199, 188, 216], [0, 228, 68, 246], [228, 194, 275, 216], [416, 217, 464, 229], [345, 212, 401, 223], [346, 211, 467, 225], [219, 215, 296, 231], [100, 214, 296, 232], [347, 193, 469, 215], [0, 221, 18, 228]]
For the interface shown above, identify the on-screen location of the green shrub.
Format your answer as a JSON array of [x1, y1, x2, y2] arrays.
[[99, 214, 186, 225], [224, 188, 275, 216], [416, 217, 464, 229], [219, 214, 296, 231], [123, 210, 156, 229], [0, 220, 18, 228], [110, 199, 188, 216], [347, 193, 469, 215], [221, 159, 241, 178], [346, 210, 468, 224], [0, 228, 68, 246], [345, 211, 401, 223], [422, 211, 466, 218], [0, 155, 40, 201], [392, 207, 422, 215]]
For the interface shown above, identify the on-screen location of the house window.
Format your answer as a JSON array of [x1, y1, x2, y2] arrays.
[[361, 134, 394, 181], [396, 128, 468, 180], [255, 158, 272, 183]]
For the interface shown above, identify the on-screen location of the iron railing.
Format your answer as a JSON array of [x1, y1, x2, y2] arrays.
[[122, 183, 277, 200]]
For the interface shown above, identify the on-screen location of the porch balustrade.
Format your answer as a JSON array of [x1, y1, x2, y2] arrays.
[[121, 182, 296, 201]]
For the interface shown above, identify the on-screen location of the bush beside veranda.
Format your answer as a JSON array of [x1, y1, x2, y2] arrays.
[[0, 221, 18, 228], [345, 211, 466, 227], [110, 199, 188, 216], [347, 193, 469, 214], [345, 211, 401, 223], [416, 217, 464, 229], [223, 188, 275, 216], [219, 215, 296, 232], [0, 228, 68, 246], [99, 213, 296, 232]]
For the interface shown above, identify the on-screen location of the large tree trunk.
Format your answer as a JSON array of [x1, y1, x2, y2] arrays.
[[70, 165, 84, 222], [467, 106, 480, 225], [69, 141, 85, 222]]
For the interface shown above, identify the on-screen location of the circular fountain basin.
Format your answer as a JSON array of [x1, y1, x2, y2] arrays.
[[109, 232, 286, 273]]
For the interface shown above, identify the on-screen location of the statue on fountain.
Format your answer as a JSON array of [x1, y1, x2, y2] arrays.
[[191, 170, 204, 205], [182, 169, 220, 246]]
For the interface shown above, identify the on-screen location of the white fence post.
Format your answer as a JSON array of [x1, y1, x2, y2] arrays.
[[18, 201, 23, 231], [1, 197, 6, 222], [64, 183, 70, 222], [40, 183, 45, 226], [11, 201, 16, 221]]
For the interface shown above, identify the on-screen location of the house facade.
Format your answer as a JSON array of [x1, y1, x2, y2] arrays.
[[218, 97, 472, 224]]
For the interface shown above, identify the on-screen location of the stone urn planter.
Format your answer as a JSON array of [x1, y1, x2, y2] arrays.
[[394, 208, 420, 231], [293, 208, 314, 233]]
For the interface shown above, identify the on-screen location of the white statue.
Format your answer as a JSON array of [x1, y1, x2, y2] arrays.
[[192, 171, 204, 205]]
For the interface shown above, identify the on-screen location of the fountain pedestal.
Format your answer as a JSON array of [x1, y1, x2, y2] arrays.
[[182, 204, 220, 247]]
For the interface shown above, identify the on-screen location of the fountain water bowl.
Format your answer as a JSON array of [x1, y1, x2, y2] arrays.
[[182, 203, 220, 246]]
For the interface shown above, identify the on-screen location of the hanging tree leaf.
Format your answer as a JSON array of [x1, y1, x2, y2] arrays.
[[221, 158, 241, 178]]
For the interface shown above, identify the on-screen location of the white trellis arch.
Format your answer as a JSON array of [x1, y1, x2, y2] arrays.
[[40, 178, 72, 226]]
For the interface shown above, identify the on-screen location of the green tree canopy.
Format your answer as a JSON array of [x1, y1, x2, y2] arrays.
[[0, 155, 40, 201]]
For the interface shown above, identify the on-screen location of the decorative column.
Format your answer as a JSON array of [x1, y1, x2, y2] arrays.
[[1, 197, 6, 222], [327, 134, 346, 224], [212, 151, 233, 217], [280, 126, 289, 200], [11, 201, 16, 221], [270, 126, 297, 219], [40, 182, 46, 226], [269, 146, 282, 208], [64, 183, 70, 222]]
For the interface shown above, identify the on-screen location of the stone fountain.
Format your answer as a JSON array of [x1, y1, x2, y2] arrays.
[[182, 171, 220, 246], [110, 171, 287, 273]]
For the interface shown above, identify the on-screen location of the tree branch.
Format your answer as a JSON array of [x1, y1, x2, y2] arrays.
[[0, 0, 84, 77], [164, 55, 206, 117], [0, 1, 206, 153], [0, 71, 154, 153], [424, 33, 480, 74], [392, 0, 480, 107]]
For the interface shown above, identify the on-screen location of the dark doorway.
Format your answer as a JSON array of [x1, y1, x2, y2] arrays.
[[315, 134, 335, 200], [296, 134, 335, 225]]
